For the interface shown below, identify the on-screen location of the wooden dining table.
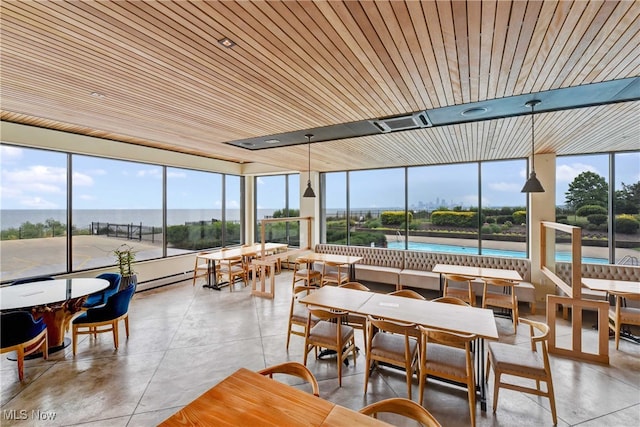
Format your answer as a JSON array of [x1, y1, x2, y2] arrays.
[[198, 243, 288, 290], [300, 285, 498, 411], [296, 252, 363, 281], [432, 263, 523, 295], [159, 367, 390, 426]]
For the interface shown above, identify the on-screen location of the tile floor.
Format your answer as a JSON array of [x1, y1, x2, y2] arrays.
[[1, 271, 639, 426]]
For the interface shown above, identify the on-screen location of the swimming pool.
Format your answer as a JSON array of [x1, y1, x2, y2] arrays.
[[386, 241, 609, 264]]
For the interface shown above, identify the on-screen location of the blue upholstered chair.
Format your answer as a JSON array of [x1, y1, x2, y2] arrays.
[[83, 273, 122, 308], [10, 276, 55, 286], [1, 311, 48, 381], [72, 284, 135, 355]]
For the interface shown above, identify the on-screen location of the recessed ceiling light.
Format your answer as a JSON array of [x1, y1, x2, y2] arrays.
[[240, 141, 255, 147], [461, 107, 488, 116], [90, 91, 105, 99], [264, 139, 280, 144], [218, 37, 236, 48]]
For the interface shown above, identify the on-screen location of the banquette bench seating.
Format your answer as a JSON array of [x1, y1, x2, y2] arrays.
[[314, 244, 537, 313]]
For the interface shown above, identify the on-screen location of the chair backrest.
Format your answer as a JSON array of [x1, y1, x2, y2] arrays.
[[484, 278, 518, 288], [420, 325, 475, 350], [432, 296, 470, 306], [88, 284, 135, 320], [258, 361, 320, 397], [367, 315, 418, 342], [10, 276, 55, 286], [389, 289, 425, 300], [519, 317, 549, 352], [359, 397, 441, 427], [307, 307, 348, 323], [96, 272, 121, 293], [339, 282, 370, 291], [444, 273, 475, 284], [1, 311, 45, 348]]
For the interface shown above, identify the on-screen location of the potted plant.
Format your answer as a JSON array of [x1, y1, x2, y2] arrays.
[[113, 243, 138, 290]]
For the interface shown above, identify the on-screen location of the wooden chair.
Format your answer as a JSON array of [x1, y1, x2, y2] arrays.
[[443, 273, 476, 306], [321, 261, 349, 287], [338, 282, 370, 344], [258, 361, 320, 397], [286, 285, 318, 350], [608, 293, 640, 350], [432, 296, 469, 305], [72, 284, 135, 355], [486, 317, 557, 425], [303, 308, 356, 387], [1, 311, 48, 382], [359, 397, 442, 427], [217, 250, 247, 291], [389, 289, 426, 300], [365, 316, 419, 399], [482, 278, 519, 333], [292, 258, 322, 288], [418, 325, 477, 427], [192, 252, 210, 286]]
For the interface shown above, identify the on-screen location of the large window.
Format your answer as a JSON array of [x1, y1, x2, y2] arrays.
[[323, 172, 347, 244], [408, 163, 479, 253], [0, 146, 67, 280], [480, 160, 527, 257], [254, 174, 300, 245], [0, 144, 244, 283], [557, 152, 640, 264], [166, 168, 222, 251], [73, 155, 163, 271]]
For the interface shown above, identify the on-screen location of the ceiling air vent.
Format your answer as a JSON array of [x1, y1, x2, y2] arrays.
[[372, 111, 432, 133]]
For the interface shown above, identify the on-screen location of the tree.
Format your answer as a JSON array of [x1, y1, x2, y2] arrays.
[[564, 171, 608, 212], [615, 181, 640, 214]]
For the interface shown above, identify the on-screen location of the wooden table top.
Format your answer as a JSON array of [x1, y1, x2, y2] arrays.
[[582, 277, 640, 295], [297, 252, 363, 265], [361, 293, 499, 339], [160, 368, 389, 426], [198, 243, 288, 261], [0, 278, 109, 310], [300, 286, 498, 340], [299, 286, 375, 313], [432, 263, 523, 282]]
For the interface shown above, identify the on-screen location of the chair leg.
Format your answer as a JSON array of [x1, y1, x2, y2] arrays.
[[547, 377, 558, 425], [16, 347, 25, 381], [492, 372, 500, 413], [124, 315, 130, 338], [468, 367, 476, 427], [42, 334, 48, 360], [113, 320, 119, 349], [72, 325, 78, 355]]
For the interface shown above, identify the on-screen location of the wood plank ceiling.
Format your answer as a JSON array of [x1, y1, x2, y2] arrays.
[[1, 0, 638, 173]]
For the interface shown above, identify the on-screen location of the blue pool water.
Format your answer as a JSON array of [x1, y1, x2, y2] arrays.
[[386, 241, 609, 264]]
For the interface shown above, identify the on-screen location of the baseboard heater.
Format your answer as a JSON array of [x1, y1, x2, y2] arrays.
[[136, 272, 191, 292]]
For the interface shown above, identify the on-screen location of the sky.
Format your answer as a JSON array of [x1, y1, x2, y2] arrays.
[[1, 144, 638, 211]]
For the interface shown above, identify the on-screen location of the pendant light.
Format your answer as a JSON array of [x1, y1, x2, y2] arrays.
[[302, 133, 316, 198], [521, 100, 545, 193]]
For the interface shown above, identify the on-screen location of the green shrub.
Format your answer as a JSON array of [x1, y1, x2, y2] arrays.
[[587, 214, 607, 226], [485, 217, 496, 224], [481, 224, 501, 234], [576, 205, 607, 217], [615, 215, 639, 234], [380, 211, 411, 226], [556, 214, 568, 221], [431, 211, 479, 227], [512, 210, 527, 225], [495, 215, 512, 224]]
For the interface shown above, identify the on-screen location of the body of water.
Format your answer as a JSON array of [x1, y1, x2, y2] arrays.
[[0, 209, 279, 230], [386, 241, 608, 264]]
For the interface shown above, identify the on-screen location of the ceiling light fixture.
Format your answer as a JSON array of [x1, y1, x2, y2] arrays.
[[521, 99, 545, 193], [302, 134, 316, 198], [217, 37, 236, 48]]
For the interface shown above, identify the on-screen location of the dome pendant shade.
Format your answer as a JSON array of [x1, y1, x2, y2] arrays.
[[521, 100, 545, 193], [303, 133, 316, 198]]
